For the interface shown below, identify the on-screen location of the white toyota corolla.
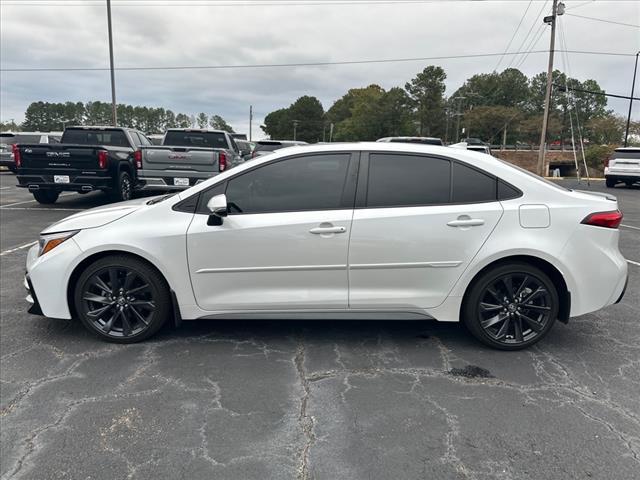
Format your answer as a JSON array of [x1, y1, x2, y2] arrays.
[[24, 143, 628, 349]]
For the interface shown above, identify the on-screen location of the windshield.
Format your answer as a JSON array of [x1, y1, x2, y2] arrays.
[[164, 131, 228, 148]]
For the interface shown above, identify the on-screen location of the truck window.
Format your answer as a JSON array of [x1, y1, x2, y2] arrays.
[[62, 129, 130, 147], [164, 131, 228, 148]]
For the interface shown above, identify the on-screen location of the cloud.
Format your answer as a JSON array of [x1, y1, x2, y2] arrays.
[[1, 0, 638, 137]]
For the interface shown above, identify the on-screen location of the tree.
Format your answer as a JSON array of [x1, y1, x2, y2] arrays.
[[405, 66, 447, 137], [209, 114, 234, 132], [196, 113, 209, 128], [261, 96, 325, 142], [463, 106, 523, 144], [175, 113, 192, 128], [587, 114, 625, 145], [262, 108, 292, 139]]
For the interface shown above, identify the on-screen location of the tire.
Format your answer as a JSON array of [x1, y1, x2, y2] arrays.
[[74, 255, 171, 343], [108, 170, 133, 203], [625, 181, 634, 188], [462, 262, 559, 350], [605, 178, 616, 188], [32, 190, 59, 204]]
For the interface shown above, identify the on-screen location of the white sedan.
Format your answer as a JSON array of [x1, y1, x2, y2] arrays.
[[25, 143, 628, 350]]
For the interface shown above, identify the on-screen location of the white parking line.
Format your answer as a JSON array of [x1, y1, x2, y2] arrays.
[[0, 241, 37, 257], [621, 224, 640, 231], [0, 193, 77, 208], [1, 207, 83, 212], [627, 259, 640, 267], [0, 186, 12, 190]]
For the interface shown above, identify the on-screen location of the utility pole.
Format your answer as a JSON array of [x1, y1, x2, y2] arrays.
[[106, 0, 117, 126], [536, 0, 564, 177], [624, 51, 639, 147], [329, 123, 334, 142], [293, 120, 299, 141], [249, 105, 253, 141]]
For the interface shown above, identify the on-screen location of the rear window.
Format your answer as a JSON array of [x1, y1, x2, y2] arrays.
[[1, 134, 44, 144], [254, 142, 284, 152], [62, 129, 130, 147], [164, 131, 228, 148], [612, 149, 640, 160]]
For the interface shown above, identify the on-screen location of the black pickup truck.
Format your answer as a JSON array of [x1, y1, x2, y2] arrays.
[[15, 126, 149, 204]]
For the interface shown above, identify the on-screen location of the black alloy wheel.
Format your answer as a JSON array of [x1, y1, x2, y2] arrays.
[[74, 255, 170, 343], [109, 171, 133, 202], [463, 263, 559, 350]]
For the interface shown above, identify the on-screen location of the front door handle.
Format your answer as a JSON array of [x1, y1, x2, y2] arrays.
[[309, 226, 346, 234], [447, 218, 485, 227]]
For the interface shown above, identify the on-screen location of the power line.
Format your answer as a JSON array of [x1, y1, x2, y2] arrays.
[[564, 13, 640, 28], [494, 0, 533, 71], [0, 0, 490, 6], [1, 50, 633, 73], [505, 0, 549, 69]]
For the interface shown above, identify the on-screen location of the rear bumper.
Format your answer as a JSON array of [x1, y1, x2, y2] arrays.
[[605, 169, 640, 182], [136, 169, 216, 191], [16, 174, 112, 192]]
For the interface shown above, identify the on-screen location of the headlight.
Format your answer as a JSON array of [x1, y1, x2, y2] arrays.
[[38, 230, 79, 257]]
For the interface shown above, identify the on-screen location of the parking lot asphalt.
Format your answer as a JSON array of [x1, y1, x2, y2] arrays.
[[1, 171, 639, 480]]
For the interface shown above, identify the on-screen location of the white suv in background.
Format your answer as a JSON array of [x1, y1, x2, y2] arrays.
[[605, 147, 640, 188], [24, 143, 628, 349]]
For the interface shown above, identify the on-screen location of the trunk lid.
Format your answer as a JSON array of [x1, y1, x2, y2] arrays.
[[141, 146, 219, 172]]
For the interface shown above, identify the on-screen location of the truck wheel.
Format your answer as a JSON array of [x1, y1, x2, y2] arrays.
[[605, 178, 616, 188], [32, 190, 59, 204], [109, 170, 133, 203]]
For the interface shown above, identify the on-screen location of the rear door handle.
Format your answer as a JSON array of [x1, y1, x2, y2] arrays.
[[309, 226, 346, 234], [447, 218, 485, 227]]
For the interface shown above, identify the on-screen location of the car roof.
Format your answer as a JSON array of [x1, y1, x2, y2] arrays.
[[614, 147, 640, 152]]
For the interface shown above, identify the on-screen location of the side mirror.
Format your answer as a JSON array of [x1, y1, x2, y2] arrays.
[[206, 194, 228, 218]]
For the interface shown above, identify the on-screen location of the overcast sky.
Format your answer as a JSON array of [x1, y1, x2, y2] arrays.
[[0, 0, 638, 138]]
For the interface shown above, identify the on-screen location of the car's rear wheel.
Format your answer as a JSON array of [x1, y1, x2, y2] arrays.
[[462, 263, 559, 350], [605, 178, 616, 188], [32, 190, 59, 204], [74, 255, 171, 343], [109, 170, 133, 202]]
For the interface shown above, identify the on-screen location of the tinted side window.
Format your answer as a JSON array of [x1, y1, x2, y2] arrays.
[[196, 182, 227, 213], [452, 162, 497, 203], [366, 154, 451, 207], [225, 154, 351, 214], [498, 180, 521, 200], [137, 132, 152, 146]]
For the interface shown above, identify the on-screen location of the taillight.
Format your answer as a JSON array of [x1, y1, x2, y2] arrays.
[[604, 156, 610, 168], [581, 210, 623, 229], [219, 152, 227, 172], [133, 150, 142, 169], [97, 150, 108, 169], [12, 144, 21, 168]]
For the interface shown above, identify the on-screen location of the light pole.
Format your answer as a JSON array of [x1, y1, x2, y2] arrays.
[[293, 120, 300, 141], [106, 0, 118, 126], [249, 105, 253, 141], [536, 0, 565, 177], [624, 51, 639, 147]]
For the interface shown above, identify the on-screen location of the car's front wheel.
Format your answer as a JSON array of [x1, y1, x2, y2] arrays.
[[605, 178, 616, 188], [74, 255, 171, 343], [462, 263, 559, 350]]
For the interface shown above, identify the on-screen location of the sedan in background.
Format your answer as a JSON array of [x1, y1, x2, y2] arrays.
[[377, 136, 444, 146], [251, 140, 308, 158], [24, 143, 627, 349]]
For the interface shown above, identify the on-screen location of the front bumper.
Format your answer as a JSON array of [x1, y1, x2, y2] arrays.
[[17, 174, 112, 192], [24, 274, 43, 316]]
